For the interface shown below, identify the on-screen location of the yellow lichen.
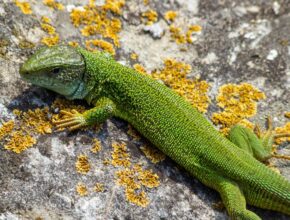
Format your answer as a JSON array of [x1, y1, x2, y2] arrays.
[[130, 53, 138, 60], [12, 109, 21, 117], [111, 142, 131, 167], [116, 164, 159, 207], [91, 138, 102, 153], [14, 0, 33, 15], [170, 24, 202, 44], [143, 0, 149, 5], [39, 14, 59, 47], [76, 183, 88, 196], [138, 169, 160, 188], [140, 145, 165, 164], [151, 59, 210, 113], [70, 1, 123, 47], [76, 154, 91, 174], [169, 25, 186, 44], [102, 0, 125, 15], [133, 64, 148, 75], [188, 25, 202, 32], [4, 131, 36, 154], [275, 122, 290, 144], [41, 16, 51, 24], [142, 9, 158, 25], [80, 25, 100, 37], [279, 39, 289, 46], [186, 25, 202, 43], [212, 83, 266, 134], [85, 39, 116, 55], [43, 0, 64, 10], [237, 119, 255, 131], [116, 165, 142, 189], [127, 125, 141, 140], [164, 11, 178, 22], [88, 0, 96, 7], [125, 188, 149, 207], [285, 112, 290, 119], [94, 183, 105, 192], [0, 120, 15, 141], [19, 40, 35, 49], [0, 107, 54, 153], [113, 143, 159, 207], [41, 23, 56, 35], [103, 158, 111, 166], [68, 41, 79, 47], [17, 107, 53, 134], [29, 107, 52, 134], [117, 170, 140, 190], [41, 34, 59, 47]]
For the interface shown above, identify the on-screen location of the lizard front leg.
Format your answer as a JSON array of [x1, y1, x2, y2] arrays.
[[54, 97, 116, 130]]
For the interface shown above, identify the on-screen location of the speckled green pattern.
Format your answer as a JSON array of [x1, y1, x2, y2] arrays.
[[20, 46, 290, 220]]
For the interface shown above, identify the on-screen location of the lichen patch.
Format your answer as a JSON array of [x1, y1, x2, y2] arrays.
[[91, 138, 102, 153], [111, 142, 131, 167], [275, 122, 290, 144], [76, 183, 88, 196], [14, 0, 33, 15], [140, 145, 165, 164], [76, 154, 91, 174], [116, 164, 160, 207], [212, 83, 266, 134]]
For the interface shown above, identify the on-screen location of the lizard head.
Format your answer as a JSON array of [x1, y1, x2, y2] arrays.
[[20, 45, 87, 99]]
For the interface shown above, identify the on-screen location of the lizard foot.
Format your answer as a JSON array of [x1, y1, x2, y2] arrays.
[[264, 116, 290, 160], [54, 109, 87, 131], [264, 116, 290, 138]]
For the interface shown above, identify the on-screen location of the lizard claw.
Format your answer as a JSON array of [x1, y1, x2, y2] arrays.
[[266, 116, 273, 131], [53, 109, 87, 131]]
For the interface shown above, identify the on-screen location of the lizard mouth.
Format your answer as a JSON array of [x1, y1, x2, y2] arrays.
[[19, 63, 34, 78], [20, 64, 57, 88]]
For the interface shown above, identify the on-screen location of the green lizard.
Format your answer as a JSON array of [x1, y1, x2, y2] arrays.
[[19, 45, 290, 220]]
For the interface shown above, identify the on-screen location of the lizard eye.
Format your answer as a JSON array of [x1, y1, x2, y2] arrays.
[[51, 68, 61, 74]]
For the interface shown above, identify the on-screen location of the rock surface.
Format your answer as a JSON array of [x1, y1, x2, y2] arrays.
[[0, 0, 290, 220]]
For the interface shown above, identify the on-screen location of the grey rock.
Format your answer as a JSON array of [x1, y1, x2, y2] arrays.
[[143, 21, 166, 39]]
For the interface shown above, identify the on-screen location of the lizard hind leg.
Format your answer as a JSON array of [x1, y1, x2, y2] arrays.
[[228, 119, 290, 162], [228, 125, 271, 162], [193, 165, 261, 220], [218, 180, 261, 220]]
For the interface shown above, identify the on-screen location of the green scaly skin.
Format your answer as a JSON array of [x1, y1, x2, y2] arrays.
[[20, 46, 290, 220]]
